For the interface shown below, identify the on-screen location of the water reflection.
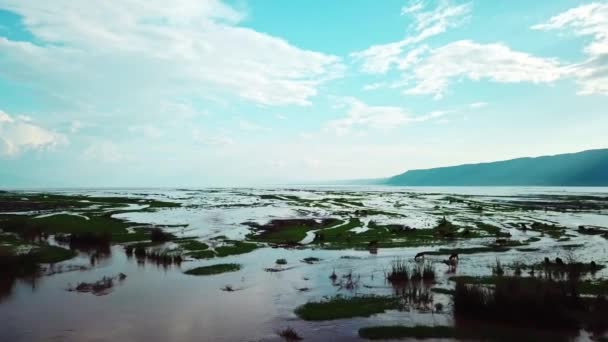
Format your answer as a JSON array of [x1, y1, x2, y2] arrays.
[[0, 254, 42, 303]]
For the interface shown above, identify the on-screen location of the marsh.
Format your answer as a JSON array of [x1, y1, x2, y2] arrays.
[[1, 187, 607, 341]]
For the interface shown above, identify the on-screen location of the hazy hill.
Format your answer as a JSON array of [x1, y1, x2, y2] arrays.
[[386, 149, 608, 186]]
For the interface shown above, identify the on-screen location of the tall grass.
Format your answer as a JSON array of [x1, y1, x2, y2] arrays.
[[454, 277, 585, 330], [387, 258, 410, 283], [491, 258, 504, 276]]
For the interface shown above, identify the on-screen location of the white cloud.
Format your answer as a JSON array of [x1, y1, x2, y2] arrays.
[[404, 40, 563, 98], [533, 3, 608, 95], [70, 120, 83, 133], [469, 102, 488, 109], [192, 130, 234, 147], [352, 0, 471, 74], [238, 120, 270, 132], [82, 141, 130, 163], [128, 124, 164, 138], [0, 0, 343, 109], [325, 97, 448, 136], [0, 110, 66, 156]]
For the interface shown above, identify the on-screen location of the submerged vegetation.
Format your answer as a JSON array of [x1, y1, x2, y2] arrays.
[[67, 273, 127, 296], [277, 327, 303, 341], [184, 263, 242, 276]]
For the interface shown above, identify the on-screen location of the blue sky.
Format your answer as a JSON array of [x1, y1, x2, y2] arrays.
[[0, 0, 607, 187]]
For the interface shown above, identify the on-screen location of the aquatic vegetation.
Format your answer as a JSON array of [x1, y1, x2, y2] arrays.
[[264, 266, 295, 273], [492, 258, 505, 276], [67, 273, 127, 296], [0, 212, 152, 243], [2, 189, 608, 341], [277, 327, 302, 341], [387, 258, 410, 283], [215, 241, 257, 257], [150, 228, 174, 242], [527, 221, 567, 239], [314, 219, 441, 249], [405, 261, 437, 282], [295, 295, 401, 321], [335, 271, 360, 291], [578, 225, 608, 236], [188, 250, 216, 259], [184, 263, 241, 276], [177, 239, 209, 251], [452, 277, 598, 330], [301, 257, 321, 264], [0, 192, 180, 212], [221, 285, 242, 292], [246, 218, 342, 245]]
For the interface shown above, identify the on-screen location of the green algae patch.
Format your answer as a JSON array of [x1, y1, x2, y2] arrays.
[[295, 296, 400, 321], [184, 263, 241, 276]]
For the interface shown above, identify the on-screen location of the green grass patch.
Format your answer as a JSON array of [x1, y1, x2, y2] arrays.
[[247, 218, 342, 244], [215, 241, 258, 257], [188, 250, 217, 259], [32, 245, 76, 263], [0, 192, 180, 213], [314, 219, 445, 249], [178, 239, 209, 251], [295, 296, 400, 321], [0, 213, 154, 243], [184, 263, 241, 276]]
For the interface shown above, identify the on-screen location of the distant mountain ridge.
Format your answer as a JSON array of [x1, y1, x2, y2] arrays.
[[385, 149, 608, 186]]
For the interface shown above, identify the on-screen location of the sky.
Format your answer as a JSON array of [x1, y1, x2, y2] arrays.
[[0, 0, 607, 187]]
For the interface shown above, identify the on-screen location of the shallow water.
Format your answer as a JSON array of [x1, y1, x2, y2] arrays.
[[1, 186, 608, 341]]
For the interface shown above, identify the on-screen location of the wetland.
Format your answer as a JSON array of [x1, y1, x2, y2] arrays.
[[1, 186, 608, 341]]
